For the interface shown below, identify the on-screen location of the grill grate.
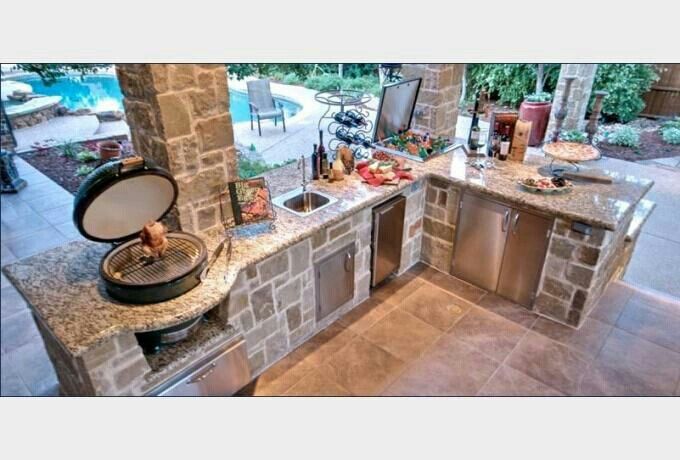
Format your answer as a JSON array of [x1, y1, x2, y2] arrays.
[[104, 237, 202, 286]]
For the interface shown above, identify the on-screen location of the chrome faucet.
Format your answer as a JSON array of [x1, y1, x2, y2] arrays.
[[298, 154, 310, 192]]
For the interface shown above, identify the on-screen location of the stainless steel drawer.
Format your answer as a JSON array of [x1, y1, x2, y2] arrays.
[[152, 336, 250, 396]]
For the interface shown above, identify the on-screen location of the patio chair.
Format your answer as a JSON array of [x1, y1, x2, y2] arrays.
[[246, 79, 286, 136]]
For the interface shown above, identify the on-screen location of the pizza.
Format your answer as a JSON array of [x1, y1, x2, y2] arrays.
[[543, 142, 600, 162]]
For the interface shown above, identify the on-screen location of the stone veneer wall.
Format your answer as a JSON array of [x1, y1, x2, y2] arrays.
[[219, 183, 424, 377], [398, 181, 426, 274], [34, 313, 150, 396], [545, 64, 598, 140], [536, 215, 631, 326], [400, 64, 464, 138], [218, 209, 373, 376], [420, 177, 460, 272], [116, 64, 237, 235]]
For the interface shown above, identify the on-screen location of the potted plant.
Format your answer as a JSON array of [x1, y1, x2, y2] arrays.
[[519, 92, 552, 146], [97, 140, 121, 162]]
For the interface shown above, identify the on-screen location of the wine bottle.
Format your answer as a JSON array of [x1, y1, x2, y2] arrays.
[[467, 92, 481, 152], [499, 124, 510, 161], [333, 112, 355, 127], [469, 126, 480, 154], [346, 110, 367, 127], [335, 126, 355, 145], [311, 143, 320, 180], [318, 130, 329, 179], [489, 122, 500, 158]]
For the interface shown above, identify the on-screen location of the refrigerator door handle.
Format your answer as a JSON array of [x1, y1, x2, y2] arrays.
[[511, 212, 520, 234], [501, 210, 511, 232]]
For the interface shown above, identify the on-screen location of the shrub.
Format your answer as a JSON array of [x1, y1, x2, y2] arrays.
[[304, 74, 382, 96], [661, 127, 680, 145], [282, 72, 303, 85], [60, 141, 78, 158], [591, 64, 659, 123], [525, 92, 552, 103], [238, 156, 295, 179], [76, 150, 99, 162], [560, 130, 587, 143], [661, 117, 680, 131], [465, 64, 561, 108], [304, 74, 345, 92], [227, 64, 378, 81], [268, 71, 286, 82], [607, 125, 640, 147], [75, 165, 95, 176], [341, 75, 382, 96]]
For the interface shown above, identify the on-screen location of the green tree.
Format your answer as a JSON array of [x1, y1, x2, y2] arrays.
[[465, 64, 561, 107], [590, 64, 659, 123]]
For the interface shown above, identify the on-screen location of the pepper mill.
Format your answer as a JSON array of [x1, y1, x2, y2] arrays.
[[586, 90, 608, 145], [551, 76, 576, 143]]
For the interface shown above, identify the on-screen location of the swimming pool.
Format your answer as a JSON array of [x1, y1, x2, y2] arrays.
[[6, 74, 301, 122]]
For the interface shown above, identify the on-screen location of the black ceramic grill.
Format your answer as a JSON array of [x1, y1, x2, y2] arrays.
[[73, 156, 208, 304], [103, 235, 204, 286]]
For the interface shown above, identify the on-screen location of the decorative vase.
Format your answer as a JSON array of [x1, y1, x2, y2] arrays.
[[98, 140, 121, 162], [518, 101, 552, 146]]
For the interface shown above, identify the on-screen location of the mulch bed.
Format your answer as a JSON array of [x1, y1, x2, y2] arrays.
[[597, 128, 680, 162], [20, 140, 134, 194]]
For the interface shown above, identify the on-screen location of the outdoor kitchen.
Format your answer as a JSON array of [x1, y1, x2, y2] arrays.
[[1, 66, 658, 396], [4, 2, 680, 459]]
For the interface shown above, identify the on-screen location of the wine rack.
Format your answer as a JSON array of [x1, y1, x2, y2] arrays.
[[314, 89, 373, 160]]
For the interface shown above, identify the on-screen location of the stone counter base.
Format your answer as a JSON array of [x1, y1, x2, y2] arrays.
[[420, 181, 633, 328]]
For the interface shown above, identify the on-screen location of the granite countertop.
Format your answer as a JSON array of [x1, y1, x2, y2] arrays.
[[2, 148, 653, 357], [419, 151, 654, 231]]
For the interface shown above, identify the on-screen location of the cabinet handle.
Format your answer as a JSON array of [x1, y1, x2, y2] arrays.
[[187, 362, 217, 384], [512, 213, 520, 234], [344, 252, 353, 272], [501, 210, 510, 232]]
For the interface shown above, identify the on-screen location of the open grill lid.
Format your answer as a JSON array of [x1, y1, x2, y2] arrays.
[[73, 156, 179, 243], [372, 77, 422, 143]]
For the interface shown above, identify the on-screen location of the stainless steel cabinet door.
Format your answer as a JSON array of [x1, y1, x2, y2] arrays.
[[496, 210, 553, 307], [451, 193, 511, 292], [316, 243, 355, 321], [371, 196, 406, 286]]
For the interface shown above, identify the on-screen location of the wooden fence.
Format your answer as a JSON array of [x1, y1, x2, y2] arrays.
[[641, 64, 680, 118]]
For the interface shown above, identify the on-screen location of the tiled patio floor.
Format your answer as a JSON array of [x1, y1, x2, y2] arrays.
[[1, 158, 83, 396], [239, 263, 680, 396]]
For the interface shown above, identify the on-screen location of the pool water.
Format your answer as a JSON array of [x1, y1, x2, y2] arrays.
[[9, 74, 301, 123]]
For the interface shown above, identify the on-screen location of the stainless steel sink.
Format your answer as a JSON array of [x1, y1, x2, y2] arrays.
[[272, 189, 338, 217]]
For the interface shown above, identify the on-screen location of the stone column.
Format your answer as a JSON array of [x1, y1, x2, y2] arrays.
[[400, 64, 464, 138], [545, 64, 598, 140], [115, 64, 238, 235]]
